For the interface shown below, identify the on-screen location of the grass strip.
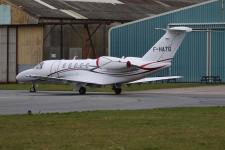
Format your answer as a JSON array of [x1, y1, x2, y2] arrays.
[[0, 107, 225, 150]]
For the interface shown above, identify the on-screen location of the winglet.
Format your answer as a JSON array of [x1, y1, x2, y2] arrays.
[[128, 76, 183, 84]]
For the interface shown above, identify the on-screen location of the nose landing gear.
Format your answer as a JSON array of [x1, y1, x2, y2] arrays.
[[114, 88, 122, 95], [30, 82, 36, 93], [73, 84, 87, 95]]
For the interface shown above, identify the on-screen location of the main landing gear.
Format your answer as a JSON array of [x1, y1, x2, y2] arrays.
[[79, 87, 86, 95], [74, 84, 87, 95], [30, 82, 36, 93], [113, 84, 122, 95]]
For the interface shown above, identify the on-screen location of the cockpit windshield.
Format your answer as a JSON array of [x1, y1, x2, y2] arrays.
[[34, 62, 44, 69]]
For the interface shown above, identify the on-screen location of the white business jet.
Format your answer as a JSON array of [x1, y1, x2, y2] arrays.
[[16, 26, 192, 95]]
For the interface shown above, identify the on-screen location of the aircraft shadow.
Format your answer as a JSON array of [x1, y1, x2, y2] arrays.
[[27, 91, 130, 96]]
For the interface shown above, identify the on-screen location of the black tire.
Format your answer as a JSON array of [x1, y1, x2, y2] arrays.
[[30, 87, 36, 93], [79, 87, 86, 95], [114, 88, 122, 95]]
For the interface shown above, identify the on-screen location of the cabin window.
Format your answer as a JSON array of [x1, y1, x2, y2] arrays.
[[74, 63, 78, 68], [62, 63, 67, 68], [68, 63, 72, 69], [80, 63, 84, 68], [86, 63, 90, 68], [34, 62, 44, 69]]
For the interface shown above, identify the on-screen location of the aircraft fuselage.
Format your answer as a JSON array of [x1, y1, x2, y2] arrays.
[[16, 56, 169, 85]]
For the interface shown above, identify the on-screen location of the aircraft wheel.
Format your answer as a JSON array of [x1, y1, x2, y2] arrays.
[[79, 87, 86, 95], [30, 83, 36, 93], [30, 87, 36, 93], [114, 88, 122, 95]]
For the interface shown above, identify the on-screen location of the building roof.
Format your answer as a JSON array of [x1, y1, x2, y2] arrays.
[[4, 0, 208, 22]]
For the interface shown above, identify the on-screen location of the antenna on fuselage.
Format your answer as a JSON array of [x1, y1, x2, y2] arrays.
[[73, 56, 78, 60]]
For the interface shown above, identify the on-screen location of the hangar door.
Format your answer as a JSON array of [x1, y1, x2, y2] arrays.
[[0, 27, 17, 83]]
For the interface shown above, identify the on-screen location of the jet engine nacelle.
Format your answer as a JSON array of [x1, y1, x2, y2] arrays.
[[96, 56, 131, 70]]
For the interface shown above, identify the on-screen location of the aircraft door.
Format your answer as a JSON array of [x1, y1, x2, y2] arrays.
[[50, 61, 60, 77]]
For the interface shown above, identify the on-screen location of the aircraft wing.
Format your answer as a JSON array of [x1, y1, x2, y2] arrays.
[[27, 75, 182, 85], [128, 76, 182, 84]]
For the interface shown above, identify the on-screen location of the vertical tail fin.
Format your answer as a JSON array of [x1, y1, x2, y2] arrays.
[[142, 27, 192, 62]]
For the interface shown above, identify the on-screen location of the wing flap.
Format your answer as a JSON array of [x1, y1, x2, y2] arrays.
[[129, 76, 182, 84]]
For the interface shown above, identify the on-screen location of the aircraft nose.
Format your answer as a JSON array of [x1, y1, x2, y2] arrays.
[[16, 72, 24, 81], [16, 70, 32, 82]]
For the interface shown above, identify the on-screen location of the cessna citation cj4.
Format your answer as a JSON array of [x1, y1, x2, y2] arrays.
[[16, 26, 192, 95]]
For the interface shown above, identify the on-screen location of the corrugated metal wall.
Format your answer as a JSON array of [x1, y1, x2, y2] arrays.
[[0, 27, 17, 83], [211, 31, 225, 79], [171, 32, 207, 82], [0, 27, 7, 82], [17, 26, 43, 73], [8, 27, 16, 82], [18, 26, 43, 65], [0, 3, 38, 24], [10, 4, 29, 24], [169, 23, 225, 82], [110, 0, 225, 82]]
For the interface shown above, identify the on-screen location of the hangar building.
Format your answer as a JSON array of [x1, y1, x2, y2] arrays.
[[110, 0, 225, 82], [0, 0, 207, 83]]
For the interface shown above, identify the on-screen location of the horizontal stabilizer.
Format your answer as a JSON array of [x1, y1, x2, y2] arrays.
[[128, 76, 182, 84], [168, 27, 192, 32]]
